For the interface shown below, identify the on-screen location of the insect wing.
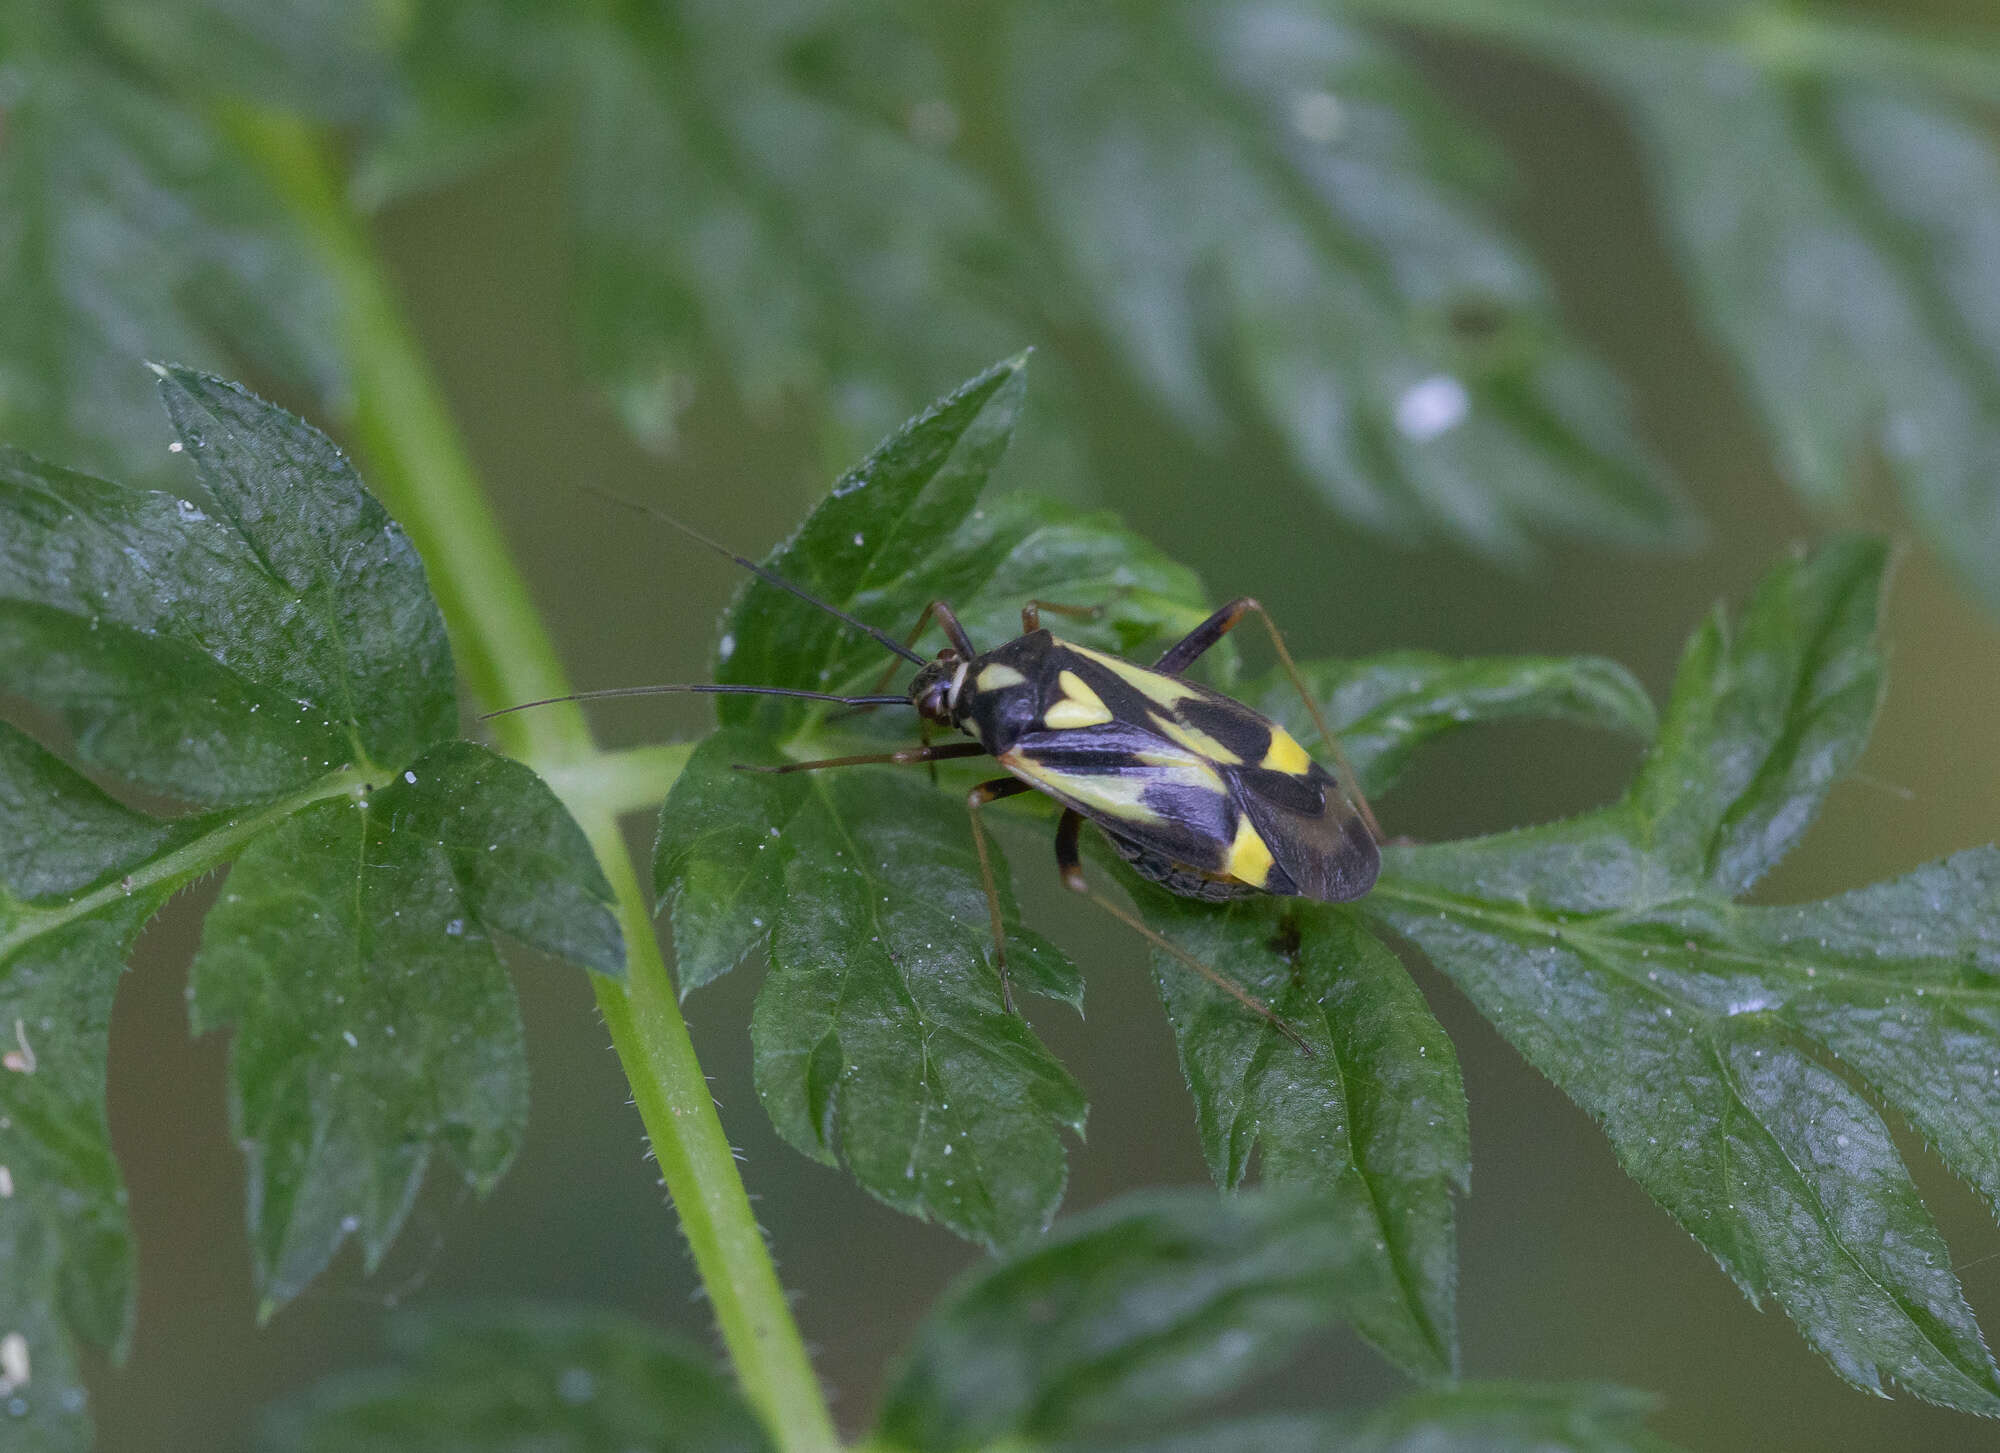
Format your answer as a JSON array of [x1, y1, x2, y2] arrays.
[[1228, 759, 1379, 902], [997, 719, 1236, 879]]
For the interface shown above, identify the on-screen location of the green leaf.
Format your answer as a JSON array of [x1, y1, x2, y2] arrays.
[[1114, 891, 1466, 1378], [1093, 651, 1652, 1375], [1367, 536, 2000, 1412], [0, 8, 346, 487], [1604, 51, 2000, 617], [661, 731, 1084, 1249], [0, 366, 453, 802], [715, 354, 1029, 724], [0, 373, 620, 1332], [346, 2, 1685, 553], [1358, 1, 2000, 611], [256, 1303, 773, 1453], [1254, 651, 1657, 797], [1064, 1382, 1681, 1453], [1003, 3, 1689, 559], [660, 357, 1236, 1246], [875, 1188, 1377, 1451], [191, 742, 622, 1311]]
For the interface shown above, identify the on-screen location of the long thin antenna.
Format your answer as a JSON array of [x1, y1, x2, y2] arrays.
[[479, 683, 913, 721], [583, 484, 928, 667]]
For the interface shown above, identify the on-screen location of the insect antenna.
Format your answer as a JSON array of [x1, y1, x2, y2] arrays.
[[480, 683, 913, 721], [582, 484, 927, 667]]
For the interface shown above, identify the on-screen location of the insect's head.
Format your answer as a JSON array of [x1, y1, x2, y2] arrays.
[[907, 649, 967, 726]]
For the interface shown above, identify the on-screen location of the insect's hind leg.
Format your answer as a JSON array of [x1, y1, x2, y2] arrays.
[[1054, 811, 1314, 1056], [967, 777, 1037, 1014], [1151, 597, 1383, 844]]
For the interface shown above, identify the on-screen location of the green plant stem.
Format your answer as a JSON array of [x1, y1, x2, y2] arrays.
[[225, 107, 840, 1453]]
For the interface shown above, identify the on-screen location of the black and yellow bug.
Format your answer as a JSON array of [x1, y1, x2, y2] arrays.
[[492, 499, 1383, 1050]]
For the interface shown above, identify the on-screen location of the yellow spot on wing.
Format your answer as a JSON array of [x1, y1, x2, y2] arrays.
[[1260, 726, 1313, 775], [1064, 642, 1199, 707], [1000, 751, 1165, 826], [977, 663, 1026, 691], [1044, 669, 1113, 729], [1148, 710, 1243, 765], [1223, 813, 1275, 888]]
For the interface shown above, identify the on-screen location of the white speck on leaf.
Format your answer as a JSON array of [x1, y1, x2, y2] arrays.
[[1394, 375, 1470, 441], [0, 1333, 26, 1394]]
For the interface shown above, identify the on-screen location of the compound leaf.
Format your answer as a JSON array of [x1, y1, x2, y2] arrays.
[[1367, 536, 2000, 1412], [0, 371, 620, 1412]]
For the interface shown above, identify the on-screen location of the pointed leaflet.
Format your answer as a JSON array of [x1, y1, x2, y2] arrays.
[[0, 373, 621, 1321], [715, 354, 1030, 722], [192, 743, 621, 1311], [1369, 537, 2000, 1412], [0, 367, 453, 802], [0, 8, 346, 488], [876, 1188, 1380, 1451], [665, 732, 1083, 1249], [256, 1304, 771, 1453], [1119, 890, 1466, 1379]]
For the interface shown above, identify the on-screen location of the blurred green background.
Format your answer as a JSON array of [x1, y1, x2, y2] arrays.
[[9, 1, 2000, 1449]]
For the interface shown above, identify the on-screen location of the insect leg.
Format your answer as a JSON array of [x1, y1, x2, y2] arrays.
[[734, 741, 989, 774], [1151, 597, 1383, 843], [1053, 810, 1315, 1056], [967, 776, 1037, 1014], [1019, 598, 1107, 633], [859, 599, 979, 697]]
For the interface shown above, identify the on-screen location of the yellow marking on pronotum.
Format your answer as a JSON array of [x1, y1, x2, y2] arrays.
[[977, 663, 1027, 691], [1259, 725, 1313, 776], [1044, 670, 1114, 729], [1223, 813, 1275, 888], [1148, 710, 1243, 766], [1065, 642, 1200, 707]]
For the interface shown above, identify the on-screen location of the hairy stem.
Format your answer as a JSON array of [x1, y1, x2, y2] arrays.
[[225, 107, 839, 1453]]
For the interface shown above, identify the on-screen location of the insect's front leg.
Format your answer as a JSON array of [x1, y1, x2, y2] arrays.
[[1152, 597, 1382, 843], [965, 776, 1036, 1013], [859, 599, 980, 698]]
